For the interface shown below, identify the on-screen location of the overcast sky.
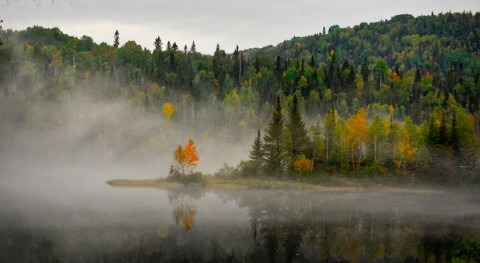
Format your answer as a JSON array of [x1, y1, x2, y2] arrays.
[[1, 0, 479, 54]]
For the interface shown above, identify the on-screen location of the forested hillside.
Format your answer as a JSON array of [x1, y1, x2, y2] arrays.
[[0, 12, 479, 181]]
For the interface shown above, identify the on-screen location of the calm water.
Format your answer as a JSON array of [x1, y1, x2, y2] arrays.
[[1, 165, 480, 263]]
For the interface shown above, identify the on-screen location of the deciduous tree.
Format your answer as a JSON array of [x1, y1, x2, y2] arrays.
[[162, 102, 175, 120], [293, 155, 313, 175], [368, 115, 386, 163], [346, 108, 368, 170], [174, 139, 199, 178]]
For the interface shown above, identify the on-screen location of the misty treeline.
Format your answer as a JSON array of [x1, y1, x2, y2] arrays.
[[0, 12, 479, 181]]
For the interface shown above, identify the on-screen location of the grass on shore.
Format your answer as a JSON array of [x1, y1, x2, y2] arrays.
[[106, 175, 442, 194]]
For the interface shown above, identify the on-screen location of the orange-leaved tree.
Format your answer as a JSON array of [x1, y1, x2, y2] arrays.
[[174, 139, 199, 178]]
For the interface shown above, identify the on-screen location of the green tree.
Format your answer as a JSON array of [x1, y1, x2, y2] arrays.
[[0, 19, 3, 46], [113, 30, 119, 48], [323, 107, 336, 163], [249, 129, 264, 176], [287, 94, 310, 161], [368, 115, 386, 163], [263, 96, 285, 176], [333, 118, 348, 171], [154, 36, 162, 50]]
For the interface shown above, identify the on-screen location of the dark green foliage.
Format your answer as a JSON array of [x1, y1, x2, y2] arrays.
[[263, 96, 285, 176], [450, 108, 460, 152], [2, 13, 480, 179], [450, 241, 480, 262], [287, 95, 310, 159], [249, 129, 264, 176], [154, 36, 162, 50], [113, 30, 119, 48], [0, 19, 3, 46]]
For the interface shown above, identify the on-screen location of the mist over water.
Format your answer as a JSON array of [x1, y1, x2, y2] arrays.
[[1, 94, 480, 262]]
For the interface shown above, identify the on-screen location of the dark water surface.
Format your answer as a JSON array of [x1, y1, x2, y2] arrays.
[[1, 164, 480, 263]]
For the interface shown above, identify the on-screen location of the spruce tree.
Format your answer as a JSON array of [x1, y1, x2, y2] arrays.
[[154, 36, 162, 50], [0, 20, 3, 46], [450, 108, 460, 152], [113, 30, 119, 48], [249, 129, 264, 175], [190, 41, 196, 53], [287, 94, 310, 161], [263, 96, 285, 176], [232, 45, 240, 86]]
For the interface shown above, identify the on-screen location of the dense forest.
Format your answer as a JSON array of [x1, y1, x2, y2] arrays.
[[0, 12, 479, 182]]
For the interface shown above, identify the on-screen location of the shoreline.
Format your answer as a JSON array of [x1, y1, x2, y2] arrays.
[[106, 177, 446, 194]]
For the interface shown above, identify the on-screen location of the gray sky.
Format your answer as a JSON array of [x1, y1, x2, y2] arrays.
[[1, 0, 479, 54]]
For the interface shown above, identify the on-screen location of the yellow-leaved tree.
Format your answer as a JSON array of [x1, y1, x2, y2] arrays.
[[162, 102, 175, 120], [346, 108, 368, 170], [174, 139, 199, 178], [293, 155, 313, 175]]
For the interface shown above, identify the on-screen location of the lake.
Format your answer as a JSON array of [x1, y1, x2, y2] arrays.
[[1, 162, 479, 262]]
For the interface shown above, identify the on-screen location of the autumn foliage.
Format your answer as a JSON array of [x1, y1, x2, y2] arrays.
[[174, 139, 200, 177], [162, 102, 175, 119], [173, 205, 196, 232], [293, 155, 313, 175]]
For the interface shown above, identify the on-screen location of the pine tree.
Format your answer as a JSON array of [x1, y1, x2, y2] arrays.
[[263, 96, 285, 176], [113, 30, 120, 48], [249, 129, 264, 175], [287, 95, 310, 161]]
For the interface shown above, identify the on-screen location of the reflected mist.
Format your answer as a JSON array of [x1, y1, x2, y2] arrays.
[[1, 95, 479, 262], [2, 184, 479, 262]]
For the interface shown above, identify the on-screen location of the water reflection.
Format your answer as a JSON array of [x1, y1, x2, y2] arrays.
[[168, 188, 203, 232], [1, 188, 479, 262]]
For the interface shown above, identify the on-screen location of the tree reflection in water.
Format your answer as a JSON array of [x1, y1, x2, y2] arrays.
[[1, 189, 479, 262], [168, 188, 203, 232], [219, 190, 480, 263]]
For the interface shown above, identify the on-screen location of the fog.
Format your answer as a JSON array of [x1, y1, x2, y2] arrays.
[[0, 92, 247, 222], [1, 92, 480, 261]]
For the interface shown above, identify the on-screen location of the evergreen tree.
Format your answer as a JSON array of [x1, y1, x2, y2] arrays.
[[427, 115, 439, 145], [0, 20, 3, 46], [274, 55, 283, 90], [450, 108, 460, 152], [287, 94, 310, 161], [439, 110, 448, 145], [113, 30, 119, 48], [310, 55, 316, 69], [233, 45, 240, 86], [263, 96, 285, 176], [249, 129, 264, 175], [154, 36, 162, 50], [190, 40, 196, 53]]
